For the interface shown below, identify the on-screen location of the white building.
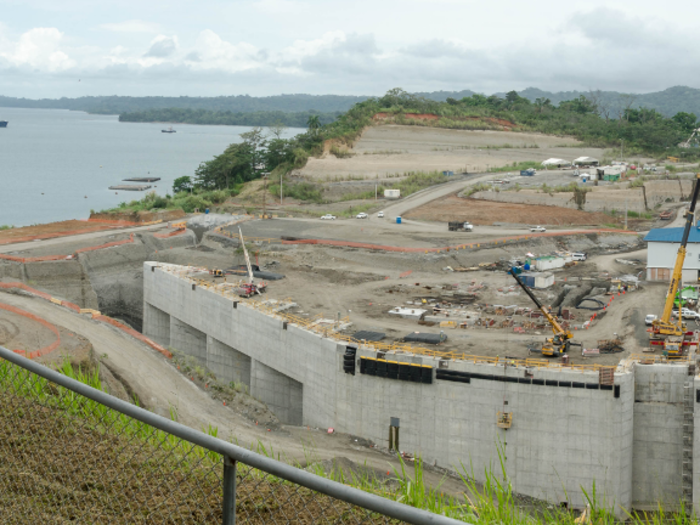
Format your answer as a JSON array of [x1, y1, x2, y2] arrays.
[[644, 227, 700, 281]]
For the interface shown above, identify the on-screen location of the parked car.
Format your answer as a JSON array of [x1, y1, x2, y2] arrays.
[[572, 252, 587, 261], [672, 308, 700, 320], [530, 226, 547, 233], [356, 212, 368, 219], [645, 314, 657, 326], [377, 211, 385, 218], [320, 214, 336, 220]]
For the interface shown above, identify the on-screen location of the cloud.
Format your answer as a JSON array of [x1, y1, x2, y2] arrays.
[[99, 20, 161, 34], [4, 8, 700, 98], [0, 27, 75, 71], [187, 29, 265, 72], [144, 35, 178, 58]]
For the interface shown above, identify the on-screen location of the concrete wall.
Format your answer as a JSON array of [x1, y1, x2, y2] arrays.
[[145, 262, 662, 512], [143, 303, 170, 347], [632, 364, 687, 509]]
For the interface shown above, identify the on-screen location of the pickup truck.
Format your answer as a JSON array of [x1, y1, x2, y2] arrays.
[[530, 226, 547, 233]]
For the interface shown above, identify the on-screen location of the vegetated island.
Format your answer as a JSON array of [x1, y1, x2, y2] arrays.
[[118, 108, 339, 128]]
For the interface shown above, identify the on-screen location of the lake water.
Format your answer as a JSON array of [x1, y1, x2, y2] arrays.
[[0, 107, 303, 227]]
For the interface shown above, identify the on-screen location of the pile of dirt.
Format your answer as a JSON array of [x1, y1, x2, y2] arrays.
[[405, 194, 614, 226]]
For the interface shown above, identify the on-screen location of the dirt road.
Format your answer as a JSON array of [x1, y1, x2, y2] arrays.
[[0, 222, 169, 254]]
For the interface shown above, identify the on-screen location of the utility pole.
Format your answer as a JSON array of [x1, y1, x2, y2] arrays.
[[262, 175, 267, 219], [621, 140, 624, 162]]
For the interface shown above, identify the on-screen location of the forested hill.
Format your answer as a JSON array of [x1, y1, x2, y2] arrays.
[[5, 86, 700, 117]]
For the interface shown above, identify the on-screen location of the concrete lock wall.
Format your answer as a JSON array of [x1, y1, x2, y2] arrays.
[[143, 262, 700, 513]]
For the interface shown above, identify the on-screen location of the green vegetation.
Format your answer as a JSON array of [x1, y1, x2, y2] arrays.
[[488, 161, 541, 173], [119, 108, 339, 127], [0, 225, 13, 230], [103, 188, 234, 214], [463, 182, 493, 197], [329, 144, 355, 158], [267, 182, 324, 204]]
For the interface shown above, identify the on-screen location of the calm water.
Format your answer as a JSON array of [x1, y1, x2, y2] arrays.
[[0, 108, 303, 227]]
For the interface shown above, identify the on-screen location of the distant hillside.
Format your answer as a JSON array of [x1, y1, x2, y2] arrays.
[[3, 86, 700, 118], [503, 86, 700, 118]]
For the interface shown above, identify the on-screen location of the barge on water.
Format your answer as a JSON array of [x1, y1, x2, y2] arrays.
[[109, 184, 152, 191], [123, 177, 161, 182], [0, 121, 8, 128]]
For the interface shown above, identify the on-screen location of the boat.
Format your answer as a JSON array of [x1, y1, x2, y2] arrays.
[[161, 126, 176, 133], [0, 121, 7, 128]]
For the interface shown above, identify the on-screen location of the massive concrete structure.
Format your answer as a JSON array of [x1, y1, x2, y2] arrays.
[[144, 262, 700, 514]]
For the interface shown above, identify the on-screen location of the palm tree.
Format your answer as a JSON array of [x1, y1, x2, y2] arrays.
[[307, 115, 321, 133]]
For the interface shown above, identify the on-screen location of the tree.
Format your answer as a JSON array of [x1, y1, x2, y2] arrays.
[[672, 112, 698, 134], [172, 176, 193, 194], [240, 127, 267, 178], [269, 121, 287, 140], [307, 114, 322, 133]]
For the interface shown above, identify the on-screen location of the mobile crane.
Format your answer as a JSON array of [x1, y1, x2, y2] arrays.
[[650, 174, 700, 355], [508, 268, 576, 357]]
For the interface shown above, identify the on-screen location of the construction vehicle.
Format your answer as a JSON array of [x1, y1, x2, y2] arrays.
[[508, 268, 577, 357], [448, 221, 473, 232], [234, 226, 266, 297], [650, 173, 700, 355]]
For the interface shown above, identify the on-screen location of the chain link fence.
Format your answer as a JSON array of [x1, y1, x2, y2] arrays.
[[0, 346, 464, 524]]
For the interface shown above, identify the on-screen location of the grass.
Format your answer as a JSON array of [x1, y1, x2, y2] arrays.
[[329, 144, 355, 158], [463, 182, 493, 197], [0, 225, 13, 230], [488, 160, 541, 173], [100, 188, 237, 214], [268, 182, 324, 203]]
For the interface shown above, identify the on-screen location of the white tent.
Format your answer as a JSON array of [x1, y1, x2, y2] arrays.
[[573, 156, 599, 166], [541, 158, 571, 167]]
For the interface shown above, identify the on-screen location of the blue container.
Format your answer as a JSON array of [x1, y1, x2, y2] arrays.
[[396, 216, 402, 224], [205, 208, 210, 214]]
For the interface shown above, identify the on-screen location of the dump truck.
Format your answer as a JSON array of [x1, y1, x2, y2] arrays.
[[448, 221, 473, 232]]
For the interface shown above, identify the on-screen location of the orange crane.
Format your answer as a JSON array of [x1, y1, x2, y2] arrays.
[[650, 174, 700, 355], [508, 268, 576, 357]]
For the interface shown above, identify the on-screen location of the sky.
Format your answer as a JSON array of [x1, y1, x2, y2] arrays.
[[1, 0, 699, 99]]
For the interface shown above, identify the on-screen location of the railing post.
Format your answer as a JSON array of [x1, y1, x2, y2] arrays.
[[222, 456, 237, 525]]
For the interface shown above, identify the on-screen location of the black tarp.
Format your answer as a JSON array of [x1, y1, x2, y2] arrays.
[[403, 332, 447, 344]]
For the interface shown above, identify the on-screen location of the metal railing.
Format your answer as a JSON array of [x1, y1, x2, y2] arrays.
[[0, 345, 464, 524]]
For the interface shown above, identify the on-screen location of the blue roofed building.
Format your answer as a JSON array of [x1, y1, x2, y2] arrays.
[[643, 227, 700, 281]]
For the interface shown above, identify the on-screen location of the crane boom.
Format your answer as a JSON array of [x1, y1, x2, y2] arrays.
[[653, 173, 700, 337], [508, 269, 567, 337], [238, 226, 254, 283]]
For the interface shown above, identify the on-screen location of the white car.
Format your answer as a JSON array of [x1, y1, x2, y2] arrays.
[[377, 211, 384, 218], [356, 212, 368, 219], [530, 226, 547, 233], [672, 308, 700, 320], [645, 314, 657, 326], [320, 214, 336, 220]]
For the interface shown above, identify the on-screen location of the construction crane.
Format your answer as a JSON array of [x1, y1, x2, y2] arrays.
[[508, 268, 575, 357], [235, 226, 265, 297], [680, 128, 700, 149], [650, 173, 700, 354]]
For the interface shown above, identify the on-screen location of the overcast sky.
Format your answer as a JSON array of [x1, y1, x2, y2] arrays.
[[1, 0, 698, 99]]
